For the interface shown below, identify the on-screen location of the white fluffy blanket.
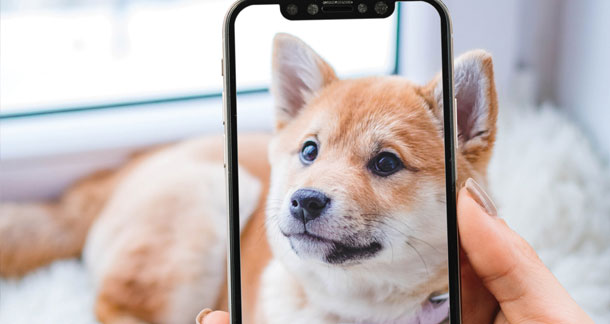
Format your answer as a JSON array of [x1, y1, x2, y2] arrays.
[[2, 102, 609, 323]]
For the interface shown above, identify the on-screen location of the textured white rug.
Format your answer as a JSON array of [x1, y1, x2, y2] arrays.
[[1, 102, 609, 323], [488, 102, 610, 322]]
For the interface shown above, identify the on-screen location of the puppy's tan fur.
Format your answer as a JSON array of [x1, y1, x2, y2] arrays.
[[0, 34, 497, 324]]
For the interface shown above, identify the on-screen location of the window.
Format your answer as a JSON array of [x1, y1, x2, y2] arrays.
[[0, 0, 399, 117], [0, 1, 399, 200], [1, 0, 237, 116]]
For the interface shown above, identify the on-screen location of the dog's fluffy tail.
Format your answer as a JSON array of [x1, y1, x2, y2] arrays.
[[0, 169, 117, 277]]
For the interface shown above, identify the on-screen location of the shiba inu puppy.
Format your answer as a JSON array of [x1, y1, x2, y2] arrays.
[[241, 33, 498, 324], [0, 34, 497, 324]]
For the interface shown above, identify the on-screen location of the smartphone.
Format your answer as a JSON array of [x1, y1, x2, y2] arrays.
[[222, 1, 459, 323]]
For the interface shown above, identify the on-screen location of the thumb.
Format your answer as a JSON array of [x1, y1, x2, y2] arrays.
[[196, 309, 229, 324], [458, 178, 592, 324]]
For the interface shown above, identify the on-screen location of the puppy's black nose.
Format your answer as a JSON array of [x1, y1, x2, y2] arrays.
[[290, 189, 330, 224]]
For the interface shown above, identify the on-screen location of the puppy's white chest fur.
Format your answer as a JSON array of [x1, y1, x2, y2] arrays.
[[258, 259, 434, 324]]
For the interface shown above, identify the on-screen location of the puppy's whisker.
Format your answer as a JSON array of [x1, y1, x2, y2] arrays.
[[388, 218, 441, 254], [385, 234, 395, 264], [406, 241, 429, 278], [364, 217, 434, 276], [407, 236, 441, 254], [250, 214, 280, 244], [366, 217, 411, 239]]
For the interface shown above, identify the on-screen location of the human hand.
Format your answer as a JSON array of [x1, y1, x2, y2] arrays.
[[196, 309, 229, 324], [459, 178, 593, 324]]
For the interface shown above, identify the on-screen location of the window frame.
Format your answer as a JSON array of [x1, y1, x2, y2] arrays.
[[0, 4, 401, 120]]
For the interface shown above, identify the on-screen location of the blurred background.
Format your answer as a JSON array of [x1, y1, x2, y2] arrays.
[[1, 0, 609, 322], [1, 0, 609, 200]]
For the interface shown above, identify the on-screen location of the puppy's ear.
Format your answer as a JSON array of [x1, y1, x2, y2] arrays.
[[271, 33, 338, 129], [425, 50, 498, 170]]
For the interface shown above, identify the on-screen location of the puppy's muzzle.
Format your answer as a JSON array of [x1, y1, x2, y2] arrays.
[[290, 189, 330, 224]]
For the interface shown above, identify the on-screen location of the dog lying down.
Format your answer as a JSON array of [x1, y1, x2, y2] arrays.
[[0, 33, 498, 324]]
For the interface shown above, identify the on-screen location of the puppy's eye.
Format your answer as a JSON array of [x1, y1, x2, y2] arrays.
[[368, 152, 403, 176], [300, 141, 318, 164]]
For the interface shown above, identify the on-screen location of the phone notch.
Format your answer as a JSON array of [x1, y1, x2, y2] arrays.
[[281, 0, 395, 20]]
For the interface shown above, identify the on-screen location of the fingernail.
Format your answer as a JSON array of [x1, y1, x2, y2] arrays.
[[465, 178, 497, 217], [196, 309, 212, 324]]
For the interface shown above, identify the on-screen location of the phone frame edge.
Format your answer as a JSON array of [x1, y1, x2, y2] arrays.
[[222, 1, 458, 323]]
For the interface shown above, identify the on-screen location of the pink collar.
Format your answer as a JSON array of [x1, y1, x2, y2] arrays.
[[405, 294, 449, 324], [351, 294, 450, 324]]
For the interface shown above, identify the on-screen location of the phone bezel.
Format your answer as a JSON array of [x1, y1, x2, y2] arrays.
[[222, 1, 459, 323]]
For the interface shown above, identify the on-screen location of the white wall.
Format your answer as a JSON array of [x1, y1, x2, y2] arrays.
[[556, 0, 610, 161], [400, 0, 610, 161], [400, 0, 521, 99]]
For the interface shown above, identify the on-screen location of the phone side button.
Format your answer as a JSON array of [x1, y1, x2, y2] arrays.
[[453, 98, 458, 149], [221, 58, 224, 76]]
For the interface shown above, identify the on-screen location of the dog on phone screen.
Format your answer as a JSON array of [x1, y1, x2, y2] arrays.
[[243, 33, 498, 324], [0, 33, 497, 324]]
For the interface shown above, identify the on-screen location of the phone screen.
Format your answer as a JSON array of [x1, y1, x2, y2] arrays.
[[227, 2, 471, 323]]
